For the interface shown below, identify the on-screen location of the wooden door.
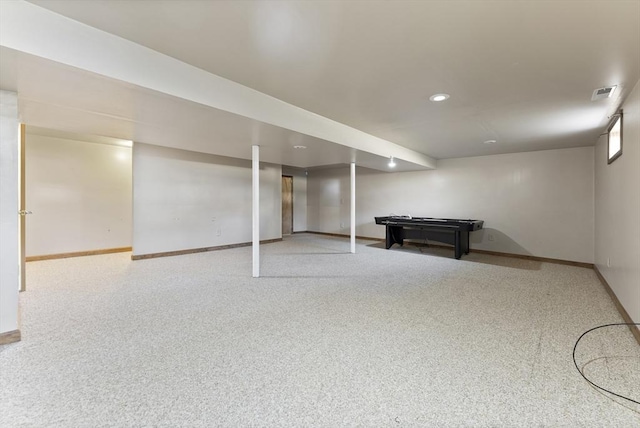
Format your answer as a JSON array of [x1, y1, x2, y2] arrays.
[[282, 176, 293, 235]]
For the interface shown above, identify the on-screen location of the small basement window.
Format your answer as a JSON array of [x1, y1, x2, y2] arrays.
[[607, 111, 623, 164]]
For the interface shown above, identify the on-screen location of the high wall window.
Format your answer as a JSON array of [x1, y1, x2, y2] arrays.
[[607, 111, 623, 164]]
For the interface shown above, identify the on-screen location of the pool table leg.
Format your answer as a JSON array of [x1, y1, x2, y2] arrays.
[[462, 231, 470, 254], [385, 226, 393, 249], [385, 226, 404, 249]]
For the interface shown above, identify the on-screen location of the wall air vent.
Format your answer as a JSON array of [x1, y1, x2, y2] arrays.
[[591, 86, 617, 101]]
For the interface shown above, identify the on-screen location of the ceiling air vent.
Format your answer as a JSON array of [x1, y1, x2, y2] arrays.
[[591, 86, 617, 101]]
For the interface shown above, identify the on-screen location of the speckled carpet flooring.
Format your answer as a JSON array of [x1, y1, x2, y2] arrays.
[[1, 234, 638, 427]]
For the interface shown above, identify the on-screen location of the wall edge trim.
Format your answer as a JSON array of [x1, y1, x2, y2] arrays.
[[131, 239, 282, 260], [305, 231, 593, 267], [593, 266, 640, 345], [304, 230, 381, 241], [467, 248, 593, 269], [0, 329, 21, 345], [26, 247, 132, 262]]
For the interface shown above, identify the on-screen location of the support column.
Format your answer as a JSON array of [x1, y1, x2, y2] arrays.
[[252, 145, 260, 278], [0, 90, 21, 344], [350, 162, 356, 254]]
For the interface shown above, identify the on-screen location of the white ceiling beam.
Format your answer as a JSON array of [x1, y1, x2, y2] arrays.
[[0, 0, 436, 169]]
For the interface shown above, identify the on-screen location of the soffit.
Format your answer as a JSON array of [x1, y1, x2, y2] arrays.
[[1, 48, 420, 172]]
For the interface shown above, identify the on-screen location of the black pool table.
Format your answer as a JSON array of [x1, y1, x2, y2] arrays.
[[375, 216, 484, 259]]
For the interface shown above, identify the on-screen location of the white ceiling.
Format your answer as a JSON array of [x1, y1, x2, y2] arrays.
[[2, 0, 640, 166]]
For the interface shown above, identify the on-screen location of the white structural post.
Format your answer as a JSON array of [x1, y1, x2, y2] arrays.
[[350, 162, 356, 254], [252, 145, 260, 278]]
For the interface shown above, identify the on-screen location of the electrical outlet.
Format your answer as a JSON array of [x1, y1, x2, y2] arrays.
[[216, 227, 221, 236], [488, 233, 495, 242], [340, 222, 345, 229]]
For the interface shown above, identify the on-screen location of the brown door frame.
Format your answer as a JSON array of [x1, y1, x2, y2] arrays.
[[282, 175, 293, 235], [19, 123, 26, 292]]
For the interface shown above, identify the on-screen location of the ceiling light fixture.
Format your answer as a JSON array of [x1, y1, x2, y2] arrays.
[[293, 145, 307, 149], [430, 93, 450, 102], [483, 139, 497, 145], [388, 156, 396, 168]]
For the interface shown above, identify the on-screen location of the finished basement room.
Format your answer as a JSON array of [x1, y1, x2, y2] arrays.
[[1, 1, 638, 426]]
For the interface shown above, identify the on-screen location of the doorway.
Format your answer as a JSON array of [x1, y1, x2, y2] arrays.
[[22, 127, 133, 263], [282, 175, 293, 235]]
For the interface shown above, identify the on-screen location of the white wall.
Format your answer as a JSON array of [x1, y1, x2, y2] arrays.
[[25, 134, 132, 256], [307, 167, 351, 235], [595, 80, 640, 323], [308, 147, 595, 263], [0, 90, 19, 335], [133, 143, 281, 256], [282, 166, 307, 232]]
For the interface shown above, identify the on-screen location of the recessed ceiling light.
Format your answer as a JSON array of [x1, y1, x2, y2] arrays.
[[293, 145, 307, 149], [430, 93, 450, 102], [388, 156, 396, 168], [483, 139, 497, 145]]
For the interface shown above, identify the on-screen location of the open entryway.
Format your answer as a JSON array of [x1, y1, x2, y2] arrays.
[[22, 126, 133, 271]]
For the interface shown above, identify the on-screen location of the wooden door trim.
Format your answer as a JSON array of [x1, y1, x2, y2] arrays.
[[282, 175, 293, 236], [19, 123, 25, 292]]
